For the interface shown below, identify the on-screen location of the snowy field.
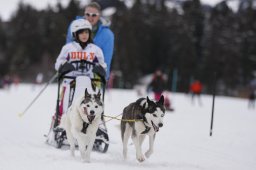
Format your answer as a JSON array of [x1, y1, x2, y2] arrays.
[[0, 84, 256, 170]]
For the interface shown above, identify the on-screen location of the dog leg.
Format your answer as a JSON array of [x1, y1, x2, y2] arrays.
[[61, 115, 76, 157], [66, 128, 76, 157], [84, 133, 96, 162], [122, 124, 132, 160], [145, 134, 155, 158], [132, 134, 145, 162], [81, 135, 91, 163], [71, 128, 88, 162], [139, 135, 146, 147], [79, 134, 90, 162]]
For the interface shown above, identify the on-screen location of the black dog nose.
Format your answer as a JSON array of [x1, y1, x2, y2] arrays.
[[90, 110, 95, 115], [158, 123, 163, 127]]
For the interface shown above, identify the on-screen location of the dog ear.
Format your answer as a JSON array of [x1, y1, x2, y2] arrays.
[[147, 96, 157, 108], [95, 90, 101, 100], [84, 88, 90, 99], [147, 96, 151, 103], [157, 95, 165, 106]]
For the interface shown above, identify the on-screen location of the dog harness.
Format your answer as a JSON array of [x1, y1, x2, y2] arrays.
[[141, 124, 151, 134], [138, 104, 152, 134], [80, 99, 90, 134], [81, 122, 89, 134]]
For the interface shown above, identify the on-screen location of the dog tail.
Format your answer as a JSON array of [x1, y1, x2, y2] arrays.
[[121, 105, 130, 142], [120, 105, 133, 142], [121, 113, 125, 142]]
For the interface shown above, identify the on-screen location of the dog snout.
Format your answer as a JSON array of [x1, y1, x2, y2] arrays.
[[90, 110, 95, 115], [158, 123, 163, 127]]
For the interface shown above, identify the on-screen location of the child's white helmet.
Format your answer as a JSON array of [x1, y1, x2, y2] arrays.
[[71, 19, 92, 38]]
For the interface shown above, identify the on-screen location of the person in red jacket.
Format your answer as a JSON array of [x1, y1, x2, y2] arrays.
[[190, 80, 203, 105]]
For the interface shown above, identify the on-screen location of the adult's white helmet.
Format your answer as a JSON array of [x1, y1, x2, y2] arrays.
[[71, 19, 92, 38]]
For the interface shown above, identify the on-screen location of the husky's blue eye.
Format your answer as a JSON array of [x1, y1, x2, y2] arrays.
[[161, 114, 164, 117]]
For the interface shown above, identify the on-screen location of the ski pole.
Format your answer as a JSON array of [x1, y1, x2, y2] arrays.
[[18, 72, 59, 117], [210, 72, 217, 136]]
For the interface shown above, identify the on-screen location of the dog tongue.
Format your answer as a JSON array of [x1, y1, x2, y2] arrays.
[[154, 126, 159, 132], [151, 121, 159, 132], [88, 115, 95, 122]]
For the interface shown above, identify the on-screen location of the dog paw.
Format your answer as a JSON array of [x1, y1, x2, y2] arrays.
[[70, 147, 75, 157], [137, 155, 145, 162], [145, 150, 152, 158], [123, 150, 127, 160], [123, 155, 127, 160], [70, 151, 75, 157], [81, 154, 91, 163], [82, 157, 91, 163]]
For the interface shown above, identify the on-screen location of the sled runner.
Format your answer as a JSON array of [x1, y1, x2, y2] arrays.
[[46, 60, 109, 153]]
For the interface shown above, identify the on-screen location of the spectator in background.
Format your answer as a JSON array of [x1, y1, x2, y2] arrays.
[[3, 74, 12, 90], [35, 73, 44, 85], [190, 80, 203, 106], [148, 70, 166, 101], [12, 74, 21, 88], [248, 90, 255, 109], [148, 69, 174, 111], [32, 72, 44, 90], [107, 71, 115, 90], [0, 77, 3, 89], [66, 2, 114, 80]]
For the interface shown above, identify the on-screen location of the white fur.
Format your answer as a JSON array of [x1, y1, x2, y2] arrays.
[[59, 94, 103, 162]]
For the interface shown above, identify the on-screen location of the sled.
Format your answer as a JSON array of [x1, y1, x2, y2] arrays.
[[46, 60, 109, 153]]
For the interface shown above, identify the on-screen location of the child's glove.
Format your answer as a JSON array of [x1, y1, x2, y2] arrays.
[[58, 62, 75, 75], [92, 64, 106, 78]]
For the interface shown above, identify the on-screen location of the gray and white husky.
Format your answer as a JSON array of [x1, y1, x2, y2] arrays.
[[121, 96, 165, 162], [59, 88, 103, 162]]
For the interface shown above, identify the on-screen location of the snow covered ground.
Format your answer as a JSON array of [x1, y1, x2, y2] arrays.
[[0, 84, 256, 170]]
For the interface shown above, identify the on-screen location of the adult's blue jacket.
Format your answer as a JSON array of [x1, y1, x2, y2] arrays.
[[66, 16, 114, 80]]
